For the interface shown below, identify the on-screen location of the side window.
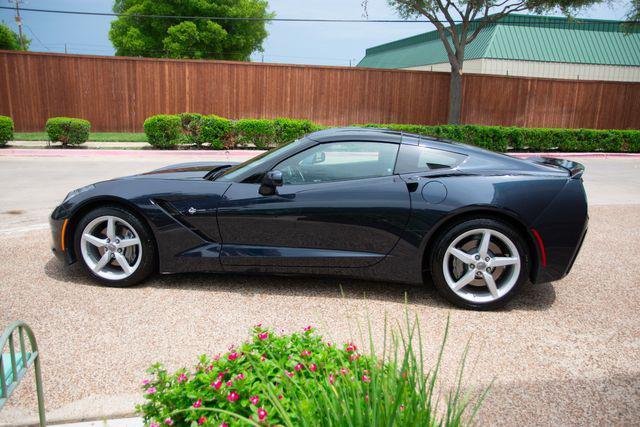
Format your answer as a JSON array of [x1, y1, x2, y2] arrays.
[[395, 145, 466, 174], [275, 141, 399, 185]]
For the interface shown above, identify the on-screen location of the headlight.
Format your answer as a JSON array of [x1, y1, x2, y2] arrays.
[[63, 184, 95, 202]]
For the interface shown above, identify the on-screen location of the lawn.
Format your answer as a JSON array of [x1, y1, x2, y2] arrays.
[[13, 132, 148, 142]]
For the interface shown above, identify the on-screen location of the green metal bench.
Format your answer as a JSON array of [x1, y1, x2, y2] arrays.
[[0, 321, 45, 426]]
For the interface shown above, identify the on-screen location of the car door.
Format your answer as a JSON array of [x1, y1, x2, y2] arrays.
[[217, 141, 411, 268]]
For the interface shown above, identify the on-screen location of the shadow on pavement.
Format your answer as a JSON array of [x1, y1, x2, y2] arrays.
[[44, 257, 555, 312]]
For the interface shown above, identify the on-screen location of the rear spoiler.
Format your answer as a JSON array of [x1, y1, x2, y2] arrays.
[[526, 156, 585, 179]]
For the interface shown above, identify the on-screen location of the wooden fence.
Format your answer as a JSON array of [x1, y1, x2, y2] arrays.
[[1, 50, 639, 132]]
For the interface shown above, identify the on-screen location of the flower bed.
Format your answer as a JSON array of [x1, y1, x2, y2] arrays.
[[138, 320, 484, 426]]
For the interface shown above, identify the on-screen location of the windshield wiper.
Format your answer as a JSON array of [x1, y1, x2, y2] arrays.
[[205, 165, 233, 181]]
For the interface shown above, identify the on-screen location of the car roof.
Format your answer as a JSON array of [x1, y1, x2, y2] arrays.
[[308, 127, 407, 144]]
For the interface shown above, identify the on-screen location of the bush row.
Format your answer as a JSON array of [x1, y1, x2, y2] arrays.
[[0, 115, 91, 146], [144, 114, 322, 149], [143, 114, 640, 152], [359, 123, 640, 153]]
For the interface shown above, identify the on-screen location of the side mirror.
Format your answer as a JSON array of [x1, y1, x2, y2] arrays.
[[259, 170, 283, 196]]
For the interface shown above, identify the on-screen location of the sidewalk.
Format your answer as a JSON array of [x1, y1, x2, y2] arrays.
[[7, 141, 150, 149]]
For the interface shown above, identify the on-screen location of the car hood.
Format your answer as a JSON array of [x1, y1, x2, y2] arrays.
[[127, 162, 239, 181]]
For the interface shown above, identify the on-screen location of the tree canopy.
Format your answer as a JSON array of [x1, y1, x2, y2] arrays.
[[109, 0, 273, 60], [0, 22, 30, 51]]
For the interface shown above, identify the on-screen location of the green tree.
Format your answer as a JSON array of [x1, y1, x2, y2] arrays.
[[0, 22, 30, 51], [372, 0, 604, 124], [109, 0, 272, 60]]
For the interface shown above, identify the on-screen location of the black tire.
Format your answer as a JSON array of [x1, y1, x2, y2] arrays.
[[74, 205, 156, 287], [430, 218, 529, 310]]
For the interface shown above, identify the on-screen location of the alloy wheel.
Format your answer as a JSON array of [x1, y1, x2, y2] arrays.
[[79, 215, 142, 280], [442, 228, 521, 303]]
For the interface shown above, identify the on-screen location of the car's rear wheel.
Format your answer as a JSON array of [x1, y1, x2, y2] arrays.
[[74, 206, 156, 287], [430, 218, 529, 310]]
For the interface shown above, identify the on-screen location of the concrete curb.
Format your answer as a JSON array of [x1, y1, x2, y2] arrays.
[[2, 148, 640, 159]]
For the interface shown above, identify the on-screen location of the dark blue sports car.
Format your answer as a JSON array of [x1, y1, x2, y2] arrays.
[[50, 128, 588, 310]]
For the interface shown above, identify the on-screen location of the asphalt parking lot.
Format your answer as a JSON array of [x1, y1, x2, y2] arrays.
[[0, 153, 639, 425]]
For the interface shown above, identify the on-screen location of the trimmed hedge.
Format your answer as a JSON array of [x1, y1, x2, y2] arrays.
[[144, 115, 182, 148], [359, 123, 640, 153], [143, 115, 320, 149], [142, 113, 640, 152], [0, 115, 13, 146], [200, 115, 232, 149], [45, 117, 91, 146]]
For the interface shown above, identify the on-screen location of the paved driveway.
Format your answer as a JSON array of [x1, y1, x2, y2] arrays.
[[0, 153, 639, 425]]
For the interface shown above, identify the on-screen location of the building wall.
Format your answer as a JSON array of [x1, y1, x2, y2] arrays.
[[405, 59, 640, 82]]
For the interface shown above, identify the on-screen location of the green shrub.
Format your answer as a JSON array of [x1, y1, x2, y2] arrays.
[[233, 119, 277, 149], [179, 113, 204, 146], [273, 118, 321, 146], [358, 123, 640, 153], [45, 117, 91, 146], [144, 115, 183, 149], [200, 115, 233, 149], [137, 318, 485, 427], [0, 115, 14, 146]]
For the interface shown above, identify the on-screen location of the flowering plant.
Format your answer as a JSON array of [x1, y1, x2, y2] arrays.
[[138, 317, 485, 426]]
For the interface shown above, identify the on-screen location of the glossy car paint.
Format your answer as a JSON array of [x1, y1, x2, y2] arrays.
[[50, 128, 588, 286]]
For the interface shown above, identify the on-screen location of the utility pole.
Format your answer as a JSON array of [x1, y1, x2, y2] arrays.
[[9, 0, 25, 50]]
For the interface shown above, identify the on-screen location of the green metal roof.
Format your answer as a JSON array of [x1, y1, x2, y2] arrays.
[[357, 14, 640, 68]]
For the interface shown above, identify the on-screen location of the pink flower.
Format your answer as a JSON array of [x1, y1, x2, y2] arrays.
[[327, 342, 333, 347], [150, 423, 159, 427], [142, 379, 150, 385], [193, 399, 202, 408], [301, 350, 311, 357], [400, 404, 406, 411], [278, 394, 284, 400], [257, 407, 268, 422], [220, 424, 228, 427], [340, 368, 348, 375], [228, 352, 238, 361], [260, 355, 266, 362], [227, 391, 239, 402], [349, 354, 360, 362], [145, 387, 157, 395], [164, 418, 174, 426], [294, 363, 304, 371], [309, 363, 317, 372], [213, 353, 221, 361], [362, 375, 371, 383], [226, 380, 233, 387], [345, 343, 357, 353], [197, 417, 207, 425], [211, 380, 222, 390], [329, 374, 336, 384], [284, 370, 295, 378], [304, 325, 313, 332], [258, 332, 269, 340], [236, 373, 245, 380], [177, 373, 188, 383], [255, 323, 262, 328], [217, 372, 225, 379], [250, 395, 260, 405]]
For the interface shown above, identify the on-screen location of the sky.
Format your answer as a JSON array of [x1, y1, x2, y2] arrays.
[[0, 0, 631, 67]]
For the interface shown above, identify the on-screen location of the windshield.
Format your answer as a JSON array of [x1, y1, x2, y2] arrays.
[[216, 138, 307, 182]]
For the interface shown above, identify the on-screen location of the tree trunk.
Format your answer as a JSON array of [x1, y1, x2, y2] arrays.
[[448, 68, 463, 125]]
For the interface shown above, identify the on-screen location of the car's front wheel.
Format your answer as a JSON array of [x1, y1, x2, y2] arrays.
[[74, 206, 156, 287], [430, 218, 529, 310]]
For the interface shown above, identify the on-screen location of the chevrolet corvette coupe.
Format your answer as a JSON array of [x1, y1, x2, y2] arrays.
[[50, 128, 588, 310]]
